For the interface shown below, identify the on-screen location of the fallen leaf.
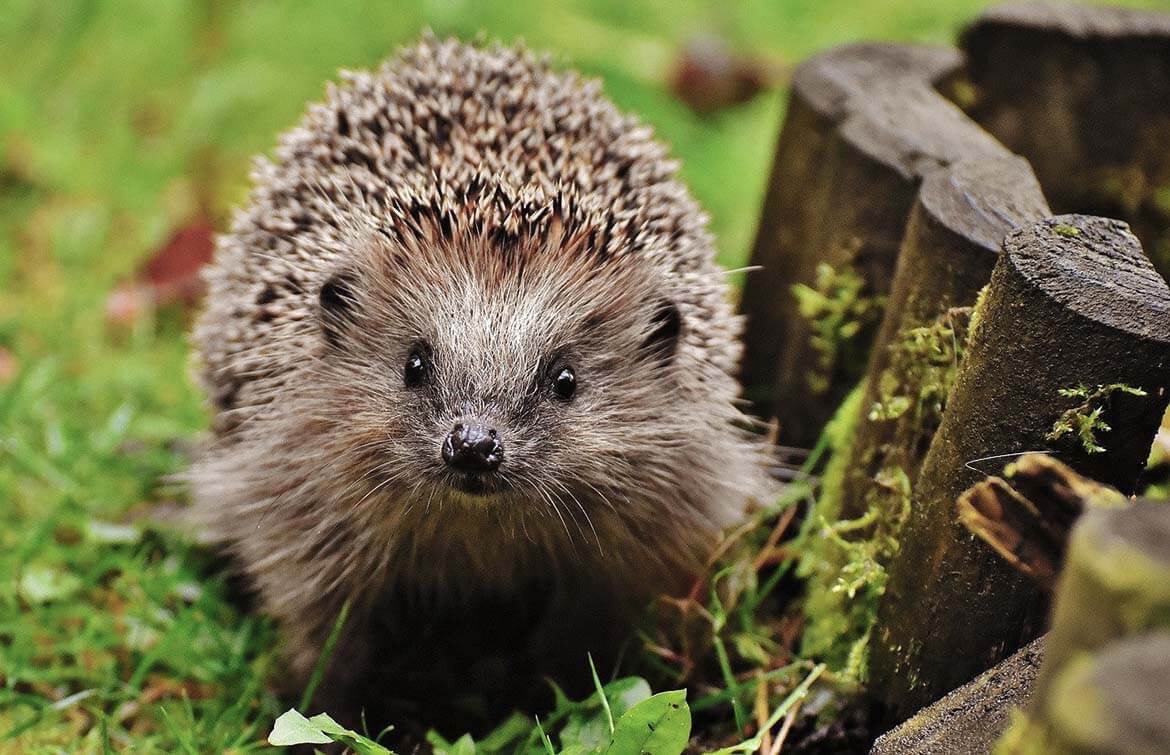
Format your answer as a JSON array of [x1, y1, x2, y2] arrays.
[[670, 34, 781, 115], [107, 219, 214, 325]]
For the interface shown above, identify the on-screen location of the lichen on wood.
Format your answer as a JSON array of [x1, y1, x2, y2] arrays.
[[1003, 633, 1170, 755]]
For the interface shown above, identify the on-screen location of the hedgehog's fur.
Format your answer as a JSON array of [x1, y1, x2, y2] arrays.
[[191, 36, 769, 724]]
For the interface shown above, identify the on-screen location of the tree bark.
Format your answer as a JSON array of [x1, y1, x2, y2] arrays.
[[870, 214, 1170, 726]]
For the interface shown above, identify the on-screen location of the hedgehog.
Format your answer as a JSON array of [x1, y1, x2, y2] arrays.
[[190, 36, 771, 727]]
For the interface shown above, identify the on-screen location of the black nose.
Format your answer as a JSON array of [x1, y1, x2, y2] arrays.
[[442, 423, 503, 474]]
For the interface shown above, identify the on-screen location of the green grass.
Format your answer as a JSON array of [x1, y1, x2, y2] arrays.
[[3, 0, 1168, 751]]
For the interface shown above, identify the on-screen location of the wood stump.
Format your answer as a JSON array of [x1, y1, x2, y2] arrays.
[[870, 636, 1046, 755], [833, 155, 1049, 523], [1001, 500, 1170, 753]]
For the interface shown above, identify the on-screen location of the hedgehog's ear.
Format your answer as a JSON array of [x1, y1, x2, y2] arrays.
[[642, 300, 682, 365], [318, 270, 361, 347]]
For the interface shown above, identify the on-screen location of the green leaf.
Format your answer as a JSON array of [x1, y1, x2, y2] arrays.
[[604, 690, 690, 755], [606, 678, 653, 718], [309, 713, 394, 754], [267, 709, 394, 754], [560, 713, 610, 752], [267, 709, 332, 746], [589, 654, 614, 734], [536, 716, 557, 755], [560, 676, 654, 754], [444, 733, 476, 755]]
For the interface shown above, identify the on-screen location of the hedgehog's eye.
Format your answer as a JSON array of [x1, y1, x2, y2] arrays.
[[551, 366, 576, 400], [404, 348, 431, 388]]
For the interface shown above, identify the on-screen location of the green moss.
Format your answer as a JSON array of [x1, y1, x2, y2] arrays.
[[1052, 223, 1081, 238], [792, 259, 884, 395], [1047, 383, 1148, 455], [994, 710, 1051, 755], [796, 385, 913, 679], [814, 384, 867, 523], [796, 385, 875, 673], [798, 306, 976, 678], [1031, 654, 1113, 755], [868, 306, 971, 446], [1152, 184, 1170, 216], [1063, 509, 1170, 633], [968, 283, 990, 340]]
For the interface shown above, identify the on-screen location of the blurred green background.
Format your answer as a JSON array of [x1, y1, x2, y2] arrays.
[[2, 0, 1168, 750]]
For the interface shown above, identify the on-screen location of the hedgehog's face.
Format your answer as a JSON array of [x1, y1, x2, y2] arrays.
[[313, 234, 693, 531]]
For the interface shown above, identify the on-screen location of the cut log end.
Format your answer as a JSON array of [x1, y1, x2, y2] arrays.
[[1004, 216, 1170, 340]]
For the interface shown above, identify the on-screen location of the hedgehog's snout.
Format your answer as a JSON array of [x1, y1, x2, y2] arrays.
[[442, 422, 504, 474]]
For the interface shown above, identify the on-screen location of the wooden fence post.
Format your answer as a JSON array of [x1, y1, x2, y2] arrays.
[[869, 214, 1170, 725], [1003, 500, 1170, 752], [738, 43, 1010, 446], [832, 155, 1049, 523], [957, 2, 1170, 277]]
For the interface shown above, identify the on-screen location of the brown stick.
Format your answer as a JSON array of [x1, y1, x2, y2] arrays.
[[737, 43, 1011, 446], [869, 214, 1170, 726]]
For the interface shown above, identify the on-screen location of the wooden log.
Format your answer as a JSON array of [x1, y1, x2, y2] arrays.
[[738, 43, 1011, 446], [795, 157, 1046, 668], [833, 155, 1049, 523], [957, 2, 1170, 278], [869, 636, 1045, 755], [1000, 500, 1170, 753], [1015, 633, 1170, 754], [869, 214, 1170, 726], [877, 499, 1170, 753], [1029, 500, 1170, 710]]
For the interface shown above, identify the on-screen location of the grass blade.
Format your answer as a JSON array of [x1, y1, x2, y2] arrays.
[[300, 599, 352, 711]]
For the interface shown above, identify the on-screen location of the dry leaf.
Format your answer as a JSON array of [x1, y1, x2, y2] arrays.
[[107, 219, 214, 325]]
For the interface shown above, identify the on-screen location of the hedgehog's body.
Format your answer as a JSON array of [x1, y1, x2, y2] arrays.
[[192, 37, 768, 724]]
